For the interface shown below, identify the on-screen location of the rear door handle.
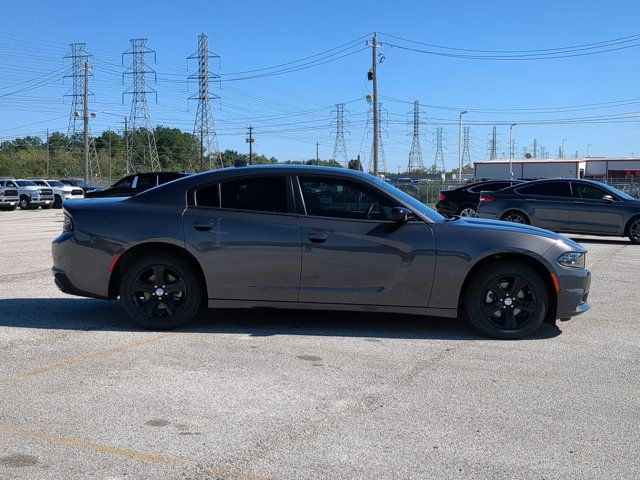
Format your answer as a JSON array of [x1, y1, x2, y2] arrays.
[[307, 232, 328, 243], [193, 222, 213, 232]]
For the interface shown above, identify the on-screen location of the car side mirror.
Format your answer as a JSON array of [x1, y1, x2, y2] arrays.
[[603, 194, 615, 203], [391, 207, 412, 223]]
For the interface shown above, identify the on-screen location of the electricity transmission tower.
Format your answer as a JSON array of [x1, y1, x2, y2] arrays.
[[368, 103, 387, 173], [331, 103, 349, 166], [433, 127, 446, 173], [188, 33, 221, 172], [407, 100, 424, 172], [63, 43, 100, 180], [123, 38, 160, 173], [461, 126, 471, 168], [488, 126, 498, 160]]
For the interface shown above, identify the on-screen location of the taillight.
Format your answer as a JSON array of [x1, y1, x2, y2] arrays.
[[63, 213, 74, 232], [479, 195, 494, 203], [438, 193, 446, 201]]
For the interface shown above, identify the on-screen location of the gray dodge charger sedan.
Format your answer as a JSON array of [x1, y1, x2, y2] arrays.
[[52, 165, 591, 339]]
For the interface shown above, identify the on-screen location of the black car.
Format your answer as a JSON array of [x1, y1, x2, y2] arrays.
[[59, 179, 101, 193], [436, 180, 525, 217], [53, 165, 591, 339], [84, 172, 189, 198], [476, 178, 640, 243]]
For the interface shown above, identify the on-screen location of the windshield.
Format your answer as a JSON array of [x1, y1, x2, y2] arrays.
[[33, 180, 47, 186], [74, 180, 90, 188], [47, 180, 64, 187], [16, 180, 36, 187], [601, 183, 635, 201], [372, 176, 445, 222]]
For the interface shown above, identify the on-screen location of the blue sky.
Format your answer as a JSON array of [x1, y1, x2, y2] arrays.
[[2, 0, 640, 172]]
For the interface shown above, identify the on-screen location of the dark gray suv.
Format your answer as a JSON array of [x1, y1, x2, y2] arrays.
[[476, 178, 640, 243], [52, 166, 591, 339]]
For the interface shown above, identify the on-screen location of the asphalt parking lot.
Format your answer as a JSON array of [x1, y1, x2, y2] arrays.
[[0, 208, 639, 479]]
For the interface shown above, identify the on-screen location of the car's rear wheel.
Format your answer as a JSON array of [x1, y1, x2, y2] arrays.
[[628, 217, 640, 244], [463, 260, 547, 339], [53, 195, 63, 209], [119, 253, 202, 330], [458, 206, 477, 217], [501, 211, 530, 224]]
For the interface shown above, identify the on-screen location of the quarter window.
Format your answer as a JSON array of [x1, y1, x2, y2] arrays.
[[299, 176, 397, 221], [221, 176, 288, 213], [517, 182, 571, 197], [195, 183, 220, 208], [136, 175, 157, 190]]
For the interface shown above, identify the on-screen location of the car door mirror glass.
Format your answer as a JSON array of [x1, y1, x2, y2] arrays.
[[391, 207, 412, 223]]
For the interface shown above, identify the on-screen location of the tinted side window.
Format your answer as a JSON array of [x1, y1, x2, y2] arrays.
[[113, 176, 134, 189], [136, 175, 157, 190], [574, 183, 610, 200], [299, 176, 397, 221], [517, 182, 571, 197], [221, 176, 288, 213], [196, 183, 220, 208], [470, 182, 510, 192]]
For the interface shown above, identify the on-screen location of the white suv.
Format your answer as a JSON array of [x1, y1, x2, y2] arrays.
[[0, 179, 55, 210]]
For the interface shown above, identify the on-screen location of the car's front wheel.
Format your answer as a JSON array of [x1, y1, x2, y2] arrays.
[[628, 216, 640, 244], [19, 196, 32, 210], [53, 195, 63, 209], [119, 253, 203, 330], [463, 260, 548, 339]]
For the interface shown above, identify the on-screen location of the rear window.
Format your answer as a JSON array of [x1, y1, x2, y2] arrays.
[[221, 176, 288, 213], [517, 181, 571, 197], [468, 182, 511, 193], [195, 183, 220, 208]]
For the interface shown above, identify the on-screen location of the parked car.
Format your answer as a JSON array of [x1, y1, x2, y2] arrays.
[[53, 165, 591, 339], [84, 172, 190, 198], [0, 183, 19, 211], [59, 179, 101, 193], [0, 178, 54, 209], [31, 179, 84, 208], [436, 180, 526, 217], [476, 178, 640, 243]]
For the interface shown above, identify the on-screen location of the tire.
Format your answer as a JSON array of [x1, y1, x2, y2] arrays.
[[628, 216, 640, 244], [19, 196, 31, 210], [458, 205, 477, 217], [501, 211, 530, 225], [463, 260, 548, 339], [53, 195, 63, 209], [119, 252, 203, 330]]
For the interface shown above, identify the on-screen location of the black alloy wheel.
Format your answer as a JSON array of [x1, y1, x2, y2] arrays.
[[464, 260, 547, 339], [119, 253, 202, 329]]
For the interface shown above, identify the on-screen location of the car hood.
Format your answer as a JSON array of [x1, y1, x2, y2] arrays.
[[458, 216, 581, 245]]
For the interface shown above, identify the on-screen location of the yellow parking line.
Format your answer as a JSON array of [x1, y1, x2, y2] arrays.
[[0, 333, 176, 385], [0, 422, 271, 479]]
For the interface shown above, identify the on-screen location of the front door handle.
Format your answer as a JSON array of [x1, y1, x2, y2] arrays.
[[193, 222, 213, 232], [307, 232, 328, 243]]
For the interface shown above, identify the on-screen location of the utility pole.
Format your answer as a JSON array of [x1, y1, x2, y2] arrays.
[[509, 123, 517, 178], [367, 33, 382, 177], [82, 61, 90, 183], [316, 141, 319, 164], [45, 129, 50, 178], [488, 126, 498, 160], [532, 138, 538, 159], [246, 126, 254, 164], [458, 110, 468, 183]]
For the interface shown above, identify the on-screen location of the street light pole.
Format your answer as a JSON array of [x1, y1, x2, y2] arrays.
[[458, 110, 468, 184], [586, 144, 591, 158], [509, 123, 517, 178]]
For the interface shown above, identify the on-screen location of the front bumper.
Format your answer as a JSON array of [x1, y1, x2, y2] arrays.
[[30, 196, 54, 205], [0, 198, 18, 206], [555, 267, 591, 319]]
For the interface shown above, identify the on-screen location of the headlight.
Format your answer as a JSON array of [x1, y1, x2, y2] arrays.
[[63, 214, 74, 232], [557, 252, 585, 268]]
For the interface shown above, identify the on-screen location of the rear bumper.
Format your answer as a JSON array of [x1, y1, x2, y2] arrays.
[[52, 266, 107, 299]]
